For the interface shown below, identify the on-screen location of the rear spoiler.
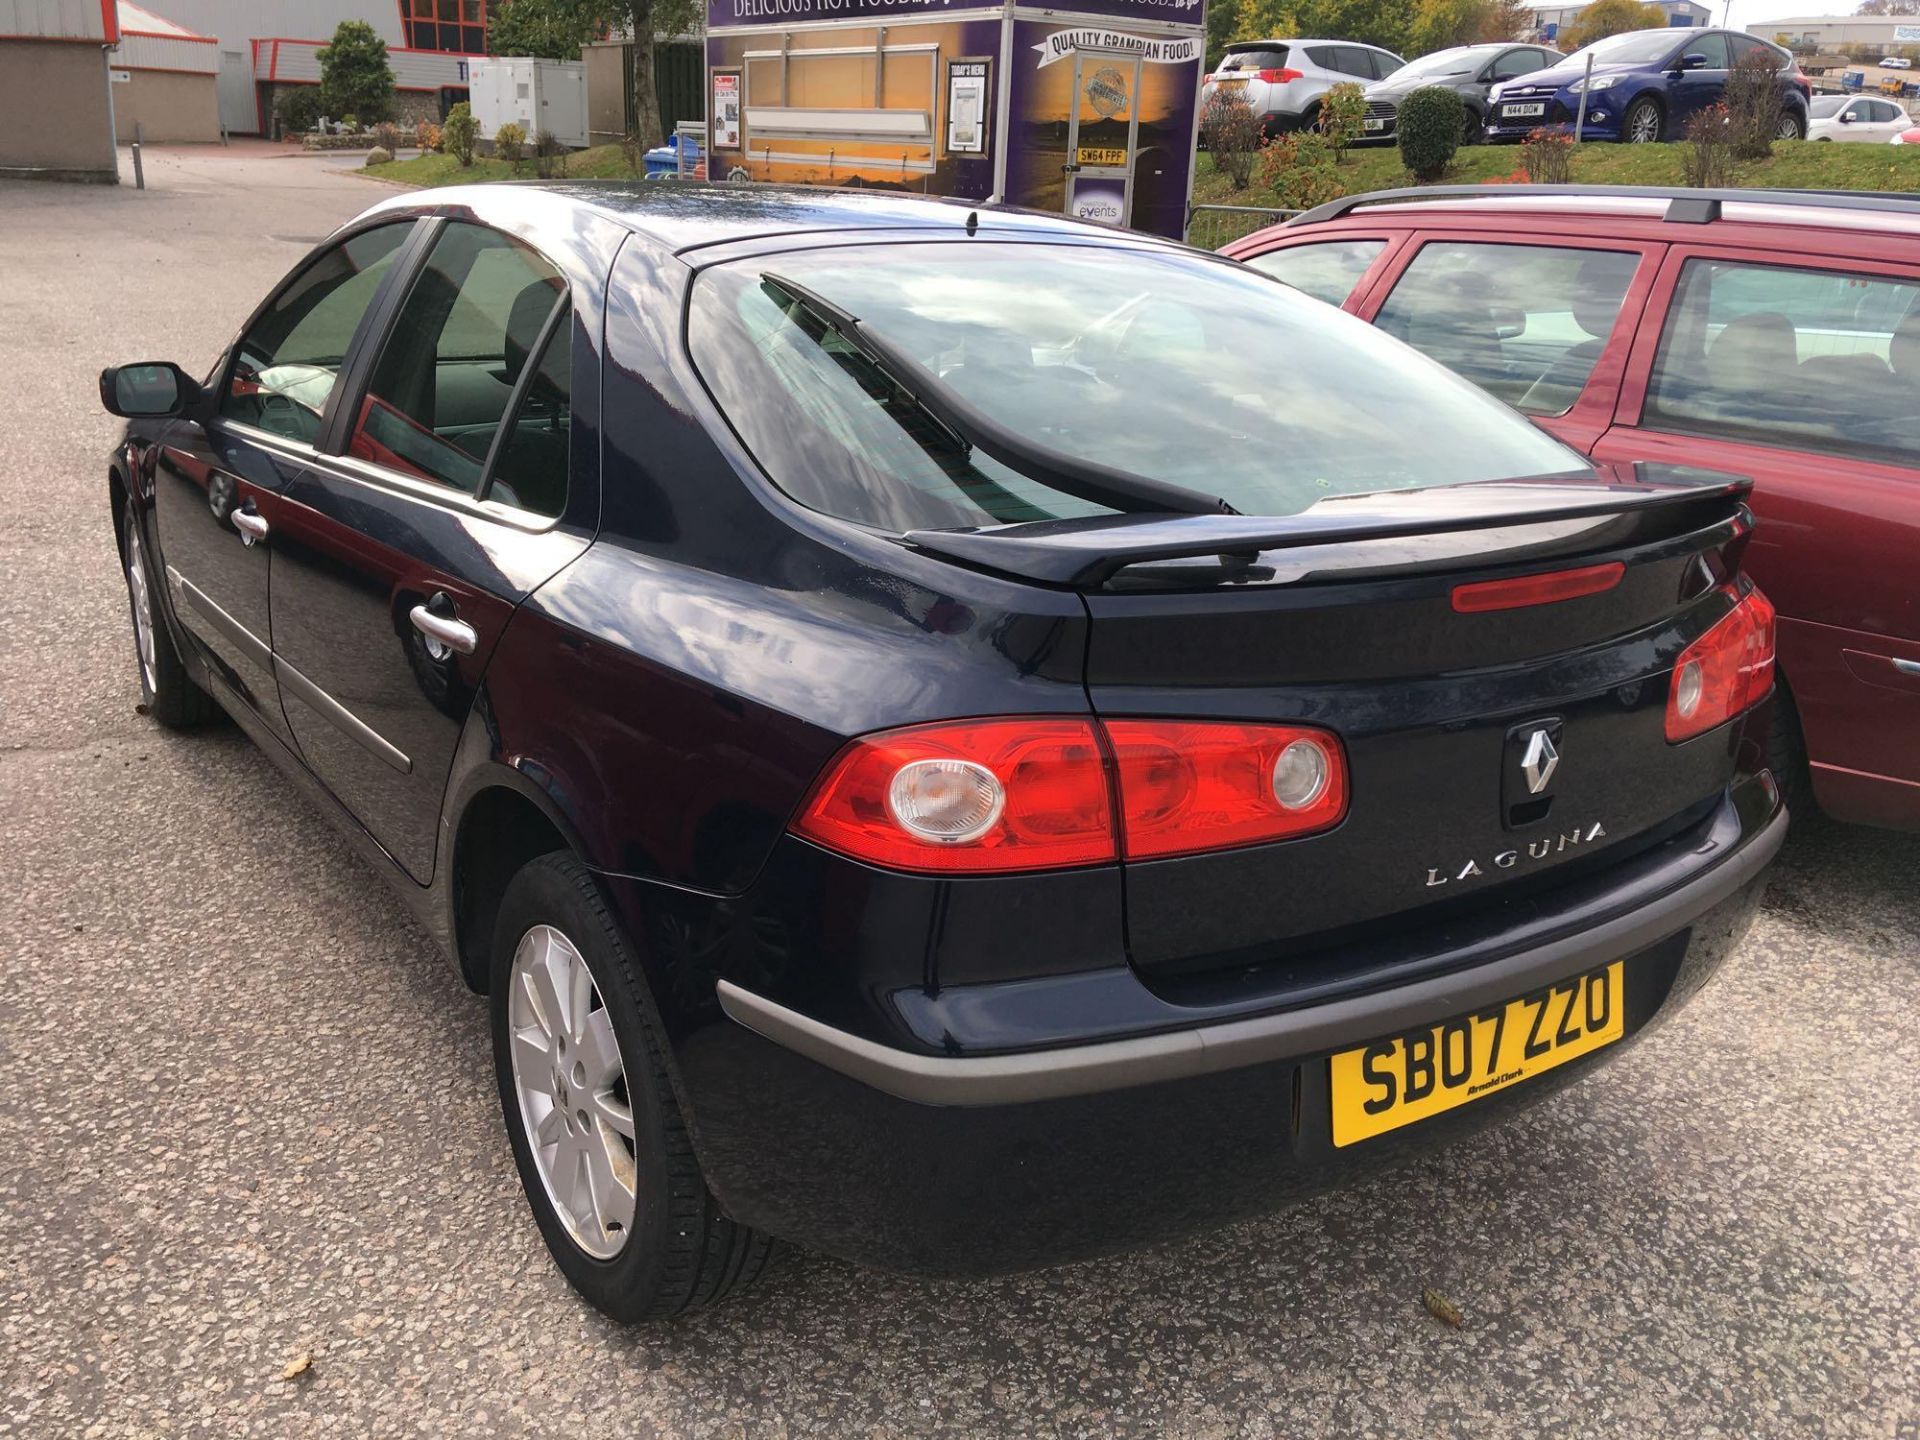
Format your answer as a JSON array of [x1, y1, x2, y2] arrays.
[[903, 466, 1753, 588]]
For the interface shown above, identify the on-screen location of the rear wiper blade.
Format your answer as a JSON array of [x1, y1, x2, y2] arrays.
[[758, 272, 1235, 518]]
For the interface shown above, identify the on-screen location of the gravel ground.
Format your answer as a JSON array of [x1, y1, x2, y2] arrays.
[[2, 147, 1917, 1440]]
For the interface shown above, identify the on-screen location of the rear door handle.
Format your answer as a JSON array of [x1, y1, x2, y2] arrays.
[[409, 602, 477, 658], [231, 506, 268, 546]]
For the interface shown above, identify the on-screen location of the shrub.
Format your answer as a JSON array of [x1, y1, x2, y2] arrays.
[[1682, 103, 1735, 187], [365, 145, 393, 166], [275, 87, 322, 137], [1259, 131, 1346, 211], [1521, 126, 1575, 184], [370, 121, 402, 155], [1316, 82, 1368, 161], [1201, 88, 1264, 190], [415, 119, 441, 152], [1725, 49, 1785, 160], [316, 20, 394, 123], [340, 114, 359, 133], [1397, 86, 1465, 182], [443, 102, 478, 166], [533, 129, 567, 179], [494, 121, 527, 163]]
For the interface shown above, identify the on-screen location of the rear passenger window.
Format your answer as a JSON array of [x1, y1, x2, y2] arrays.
[[348, 221, 569, 503], [1373, 242, 1639, 416], [1243, 240, 1385, 306], [1643, 257, 1920, 467]]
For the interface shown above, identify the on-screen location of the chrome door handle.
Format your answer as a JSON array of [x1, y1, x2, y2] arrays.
[[231, 507, 269, 546], [1895, 658, 1920, 677], [410, 603, 477, 658]]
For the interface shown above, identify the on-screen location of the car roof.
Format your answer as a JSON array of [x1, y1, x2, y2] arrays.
[[1271, 185, 1920, 246], [360, 181, 1182, 257], [1226, 38, 1387, 49]]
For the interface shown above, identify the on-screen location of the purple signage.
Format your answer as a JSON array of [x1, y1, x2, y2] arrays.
[[710, 0, 1203, 29]]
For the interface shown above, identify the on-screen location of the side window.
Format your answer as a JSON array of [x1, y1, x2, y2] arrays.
[[1683, 32, 1730, 69], [1643, 258, 1920, 467], [484, 303, 573, 519], [1305, 45, 1338, 71], [347, 221, 567, 499], [1373, 242, 1639, 415], [1491, 50, 1537, 80], [1334, 46, 1375, 78], [1243, 239, 1386, 307], [221, 222, 412, 443], [1367, 50, 1401, 79]]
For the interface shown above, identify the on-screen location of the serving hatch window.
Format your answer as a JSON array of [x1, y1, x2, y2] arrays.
[[687, 243, 1585, 533]]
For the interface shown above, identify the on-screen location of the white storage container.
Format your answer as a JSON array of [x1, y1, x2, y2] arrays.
[[468, 57, 588, 149]]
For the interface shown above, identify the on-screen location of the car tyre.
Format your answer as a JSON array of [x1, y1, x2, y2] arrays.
[[1460, 109, 1482, 145], [1775, 111, 1807, 141], [119, 505, 219, 730], [490, 851, 779, 1322], [1624, 97, 1663, 143]]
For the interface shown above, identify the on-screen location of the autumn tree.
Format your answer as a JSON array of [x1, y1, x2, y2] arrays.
[[1234, 0, 1411, 54], [1558, 0, 1665, 51], [487, 0, 701, 147]]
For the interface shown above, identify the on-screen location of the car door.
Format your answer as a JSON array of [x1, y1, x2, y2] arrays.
[[1590, 245, 1920, 825], [1357, 233, 1665, 453], [1667, 31, 1731, 131], [151, 220, 418, 746], [265, 217, 595, 883]]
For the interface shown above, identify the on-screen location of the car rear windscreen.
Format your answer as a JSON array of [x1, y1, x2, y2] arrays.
[[1217, 47, 1289, 72], [687, 242, 1584, 533]]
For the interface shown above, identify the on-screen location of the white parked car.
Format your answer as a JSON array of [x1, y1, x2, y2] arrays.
[[1203, 38, 1405, 137], [1808, 94, 1911, 142]]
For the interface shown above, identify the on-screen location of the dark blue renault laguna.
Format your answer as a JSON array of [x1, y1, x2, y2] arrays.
[[99, 184, 1785, 1321]]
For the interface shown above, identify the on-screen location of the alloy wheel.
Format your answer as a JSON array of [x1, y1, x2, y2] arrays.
[[1628, 104, 1660, 143], [507, 924, 638, 1260], [1774, 114, 1801, 140], [124, 524, 158, 696]]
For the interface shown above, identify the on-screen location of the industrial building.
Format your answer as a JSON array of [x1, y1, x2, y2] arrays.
[[112, 1, 221, 144], [121, 1, 494, 135], [0, 0, 121, 181], [1526, 0, 1712, 44]]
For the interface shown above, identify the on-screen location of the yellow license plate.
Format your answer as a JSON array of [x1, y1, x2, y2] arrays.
[[1330, 962, 1624, 1146], [1076, 146, 1127, 166]]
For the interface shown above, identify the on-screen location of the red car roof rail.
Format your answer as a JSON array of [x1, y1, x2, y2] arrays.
[[1287, 183, 1920, 229]]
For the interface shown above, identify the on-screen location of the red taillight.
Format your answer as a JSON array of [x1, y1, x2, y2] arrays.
[[1665, 585, 1777, 743], [1451, 561, 1626, 613], [794, 717, 1348, 873], [1104, 720, 1347, 859], [794, 719, 1114, 874], [1259, 67, 1303, 83]]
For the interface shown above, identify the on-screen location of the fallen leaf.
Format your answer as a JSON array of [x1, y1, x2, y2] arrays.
[[281, 1353, 313, 1380], [1422, 1288, 1464, 1328]]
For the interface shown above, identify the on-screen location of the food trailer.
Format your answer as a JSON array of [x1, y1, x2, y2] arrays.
[[703, 0, 1206, 239]]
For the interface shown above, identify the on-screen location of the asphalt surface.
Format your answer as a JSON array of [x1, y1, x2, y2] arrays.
[[3, 146, 1918, 1440]]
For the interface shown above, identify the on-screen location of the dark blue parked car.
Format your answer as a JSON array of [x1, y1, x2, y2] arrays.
[[1485, 28, 1810, 143], [98, 183, 1785, 1322]]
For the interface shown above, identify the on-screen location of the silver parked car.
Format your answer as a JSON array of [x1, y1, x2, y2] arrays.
[[1204, 38, 1405, 136]]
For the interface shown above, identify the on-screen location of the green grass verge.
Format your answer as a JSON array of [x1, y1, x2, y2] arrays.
[[362, 144, 647, 186], [1191, 139, 1920, 211]]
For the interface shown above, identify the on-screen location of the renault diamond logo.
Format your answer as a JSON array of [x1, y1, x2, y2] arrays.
[[1520, 728, 1560, 795]]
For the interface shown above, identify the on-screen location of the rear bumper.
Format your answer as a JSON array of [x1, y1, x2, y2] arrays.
[[684, 792, 1784, 1274]]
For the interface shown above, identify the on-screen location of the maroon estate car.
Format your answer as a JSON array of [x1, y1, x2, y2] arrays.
[[1227, 186, 1920, 831]]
